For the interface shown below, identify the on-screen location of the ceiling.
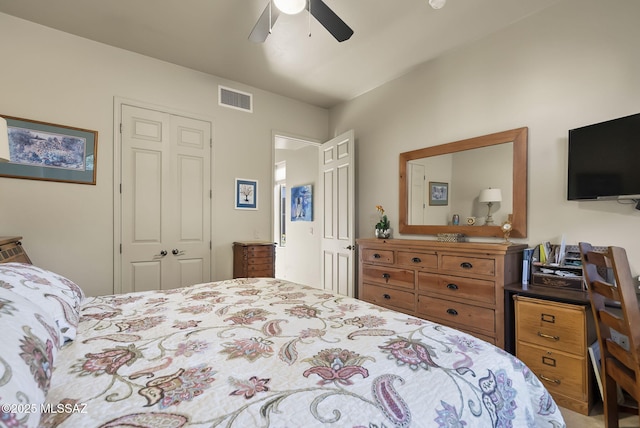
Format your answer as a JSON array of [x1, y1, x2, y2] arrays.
[[0, 0, 560, 108]]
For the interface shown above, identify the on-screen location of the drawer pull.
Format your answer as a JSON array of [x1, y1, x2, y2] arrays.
[[446, 308, 458, 316], [373, 253, 381, 259], [412, 257, 422, 263], [382, 273, 391, 282], [383, 294, 391, 300], [537, 332, 560, 341], [460, 262, 473, 269], [446, 283, 459, 290], [539, 374, 561, 385]]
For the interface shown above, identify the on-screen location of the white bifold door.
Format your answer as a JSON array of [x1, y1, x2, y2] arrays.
[[120, 104, 211, 293]]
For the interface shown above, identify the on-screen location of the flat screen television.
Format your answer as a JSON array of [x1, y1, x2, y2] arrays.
[[567, 112, 640, 201]]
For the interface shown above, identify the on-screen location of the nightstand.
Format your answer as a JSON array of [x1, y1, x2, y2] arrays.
[[232, 241, 275, 278], [0, 236, 32, 264]]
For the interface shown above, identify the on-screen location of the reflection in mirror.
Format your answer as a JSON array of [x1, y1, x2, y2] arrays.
[[399, 127, 528, 238], [407, 143, 513, 225]]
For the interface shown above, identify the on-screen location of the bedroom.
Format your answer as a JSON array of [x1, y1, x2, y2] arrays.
[[0, 0, 639, 426], [0, 0, 639, 295]]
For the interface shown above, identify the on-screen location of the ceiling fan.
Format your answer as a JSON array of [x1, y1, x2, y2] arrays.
[[249, 0, 354, 43]]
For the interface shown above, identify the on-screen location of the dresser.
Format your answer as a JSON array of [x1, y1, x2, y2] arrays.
[[514, 295, 596, 415], [357, 238, 525, 348], [232, 241, 275, 278], [0, 236, 32, 264]]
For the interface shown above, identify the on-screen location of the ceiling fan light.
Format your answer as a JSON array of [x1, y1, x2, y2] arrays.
[[274, 0, 306, 15], [429, 0, 446, 9]]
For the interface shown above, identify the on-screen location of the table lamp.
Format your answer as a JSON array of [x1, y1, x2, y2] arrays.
[[0, 117, 10, 162], [479, 188, 502, 225]]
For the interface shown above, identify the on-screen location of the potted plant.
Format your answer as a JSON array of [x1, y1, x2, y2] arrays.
[[375, 205, 391, 239]]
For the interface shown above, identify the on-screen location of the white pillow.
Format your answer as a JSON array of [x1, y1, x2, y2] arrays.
[[0, 287, 59, 428], [0, 263, 84, 345]]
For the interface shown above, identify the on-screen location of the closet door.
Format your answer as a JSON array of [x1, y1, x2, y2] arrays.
[[120, 104, 211, 292]]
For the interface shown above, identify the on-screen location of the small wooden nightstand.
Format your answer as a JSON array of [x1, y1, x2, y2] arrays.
[[232, 241, 275, 278], [0, 236, 32, 264]]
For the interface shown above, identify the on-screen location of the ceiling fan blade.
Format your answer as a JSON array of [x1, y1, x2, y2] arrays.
[[249, 1, 281, 43], [308, 0, 354, 42]]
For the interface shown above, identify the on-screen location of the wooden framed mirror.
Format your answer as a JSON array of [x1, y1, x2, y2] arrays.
[[399, 127, 528, 238]]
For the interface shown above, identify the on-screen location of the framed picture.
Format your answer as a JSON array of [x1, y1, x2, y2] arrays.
[[0, 115, 98, 185], [235, 178, 258, 210], [429, 181, 449, 206], [291, 184, 313, 221]]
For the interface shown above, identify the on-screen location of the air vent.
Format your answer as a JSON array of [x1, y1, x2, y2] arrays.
[[218, 85, 253, 113]]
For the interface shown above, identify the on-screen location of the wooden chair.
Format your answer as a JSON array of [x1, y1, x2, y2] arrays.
[[579, 243, 640, 427]]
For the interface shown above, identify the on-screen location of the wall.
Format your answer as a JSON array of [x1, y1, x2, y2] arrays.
[[330, 0, 640, 276], [0, 13, 329, 296]]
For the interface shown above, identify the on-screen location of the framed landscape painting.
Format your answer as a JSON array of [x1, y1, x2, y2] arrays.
[[0, 115, 98, 184]]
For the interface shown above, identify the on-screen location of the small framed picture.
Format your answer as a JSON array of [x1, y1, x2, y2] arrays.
[[291, 184, 313, 221], [429, 181, 449, 206], [235, 178, 258, 210]]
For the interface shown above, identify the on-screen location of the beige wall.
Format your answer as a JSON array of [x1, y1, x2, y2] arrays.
[[330, 0, 640, 277], [0, 13, 329, 296]]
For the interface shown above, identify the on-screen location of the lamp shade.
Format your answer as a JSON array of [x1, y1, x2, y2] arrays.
[[479, 188, 502, 203], [429, 0, 447, 9], [0, 117, 10, 162], [274, 0, 306, 15]]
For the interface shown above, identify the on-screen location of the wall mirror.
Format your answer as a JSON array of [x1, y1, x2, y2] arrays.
[[399, 127, 528, 238]]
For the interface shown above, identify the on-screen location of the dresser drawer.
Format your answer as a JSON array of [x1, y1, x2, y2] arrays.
[[246, 256, 273, 265], [361, 283, 415, 312], [397, 251, 437, 269], [362, 264, 414, 290], [245, 246, 274, 258], [515, 298, 585, 354], [418, 273, 495, 304], [361, 249, 394, 264], [517, 341, 586, 401], [417, 296, 495, 334], [440, 255, 495, 277]]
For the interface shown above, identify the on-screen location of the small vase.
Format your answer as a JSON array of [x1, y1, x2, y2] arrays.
[[375, 228, 391, 239]]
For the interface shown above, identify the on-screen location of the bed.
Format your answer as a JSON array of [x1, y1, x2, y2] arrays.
[[0, 262, 566, 427]]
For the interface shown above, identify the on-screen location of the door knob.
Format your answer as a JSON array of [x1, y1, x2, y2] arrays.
[[172, 249, 185, 256], [160, 250, 168, 257]]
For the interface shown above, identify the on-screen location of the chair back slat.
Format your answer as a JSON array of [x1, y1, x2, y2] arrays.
[[579, 242, 640, 427], [591, 279, 620, 302]]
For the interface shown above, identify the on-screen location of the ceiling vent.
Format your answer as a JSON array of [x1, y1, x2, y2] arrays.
[[219, 85, 253, 113]]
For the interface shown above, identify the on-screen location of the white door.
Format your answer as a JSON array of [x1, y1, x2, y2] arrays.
[[408, 162, 426, 224], [319, 130, 355, 296], [120, 104, 211, 292]]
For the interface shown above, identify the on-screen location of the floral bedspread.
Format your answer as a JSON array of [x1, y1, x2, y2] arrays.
[[43, 278, 566, 427]]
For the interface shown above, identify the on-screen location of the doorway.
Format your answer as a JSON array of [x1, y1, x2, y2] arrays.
[[273, 134, 320, 286]]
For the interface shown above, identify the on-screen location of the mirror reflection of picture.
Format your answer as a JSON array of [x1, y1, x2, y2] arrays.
[[291, 184, 313, 221], [429, 182, 448, 206]]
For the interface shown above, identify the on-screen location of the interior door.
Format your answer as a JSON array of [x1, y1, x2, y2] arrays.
[[408, 162, 426, 224], [319, 130, 355, 296], [120, 104, 211, 292]]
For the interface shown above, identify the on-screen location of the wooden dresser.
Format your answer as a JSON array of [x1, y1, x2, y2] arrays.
[[357, 238, 525, 348], [514, 295, 596, 415], [232, 241, 275, 278], [0, 236, 32, 264]]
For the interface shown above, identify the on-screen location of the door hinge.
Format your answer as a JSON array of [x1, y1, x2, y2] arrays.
[[119, 243, 122, 254], [120, 123, 123, 134], [210, 138, 212, 148], [120, 183, 122, 194], [209, 241, 212, 250], [210, 190, 212, 199]]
